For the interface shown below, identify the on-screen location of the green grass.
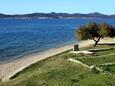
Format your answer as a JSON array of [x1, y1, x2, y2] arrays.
[[99, 64, 115, 74], [1, 45, 115, 86], [73, 45, 115, 66]]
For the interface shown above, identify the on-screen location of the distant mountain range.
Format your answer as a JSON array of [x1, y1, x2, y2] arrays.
[[0, 12, 115, 19]]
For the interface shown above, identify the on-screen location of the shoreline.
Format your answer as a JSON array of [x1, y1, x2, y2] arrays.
[[0, 38, 115, 81], [0, 41, 75, 65], [0, 44, 74, 81]]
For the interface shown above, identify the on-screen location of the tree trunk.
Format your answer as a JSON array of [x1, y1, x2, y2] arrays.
[[94, 41, 99, 47], [93, 37, 101, 47]]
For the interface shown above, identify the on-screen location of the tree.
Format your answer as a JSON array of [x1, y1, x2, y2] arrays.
[[76, 22, 115, 47]]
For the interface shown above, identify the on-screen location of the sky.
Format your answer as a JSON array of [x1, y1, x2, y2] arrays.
[[0, 0, 115, 15]]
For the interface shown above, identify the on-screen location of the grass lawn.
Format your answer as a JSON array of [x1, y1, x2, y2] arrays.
[[1, 45, 115, 86], [73, 45, 115, 66], [99, 64, 115, 74]]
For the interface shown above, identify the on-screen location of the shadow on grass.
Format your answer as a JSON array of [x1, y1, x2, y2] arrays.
[[89, 48, 114, 52]]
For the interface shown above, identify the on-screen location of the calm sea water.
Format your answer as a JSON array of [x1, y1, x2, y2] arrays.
[[0, 19, 115, 63]]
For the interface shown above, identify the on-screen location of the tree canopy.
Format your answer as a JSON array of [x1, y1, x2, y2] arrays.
[[76, 22, 115, 47]]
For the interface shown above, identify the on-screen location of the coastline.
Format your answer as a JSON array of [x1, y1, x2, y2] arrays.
[[0, 38, 115, 81], [0, 44, 73, 81]]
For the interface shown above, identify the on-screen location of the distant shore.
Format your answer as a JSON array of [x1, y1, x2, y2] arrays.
[[0, 12, 115, 19], [0, 38, 115, 81]]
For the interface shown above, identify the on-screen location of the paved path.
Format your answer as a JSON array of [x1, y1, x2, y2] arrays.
[[67, 58, 103, 71], [0, 38, 115, 81]]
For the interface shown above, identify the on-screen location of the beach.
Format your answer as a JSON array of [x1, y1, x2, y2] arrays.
[[0, 44, 73, 81], [0, 38, 115, 81]]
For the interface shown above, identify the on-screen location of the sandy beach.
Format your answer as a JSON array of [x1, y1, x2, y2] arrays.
[[0, 38, 115, 81]]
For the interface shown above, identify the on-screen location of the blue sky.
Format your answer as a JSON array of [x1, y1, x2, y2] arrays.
[[0, 0, 115, 14]]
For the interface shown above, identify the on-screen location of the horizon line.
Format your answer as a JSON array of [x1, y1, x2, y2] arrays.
[[0, 12, 114, 15]]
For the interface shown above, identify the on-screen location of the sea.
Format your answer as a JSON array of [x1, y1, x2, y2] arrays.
[[0, 18, 115, 63]]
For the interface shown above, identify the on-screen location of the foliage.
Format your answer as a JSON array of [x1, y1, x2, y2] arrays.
[[1, 45, 115, 86], [98, 23, 113, 37], [76, 22, 115, 47]]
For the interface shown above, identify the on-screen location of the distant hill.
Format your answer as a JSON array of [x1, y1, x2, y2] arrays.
[[0, 12, 115, 19]]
